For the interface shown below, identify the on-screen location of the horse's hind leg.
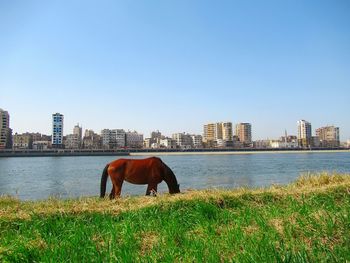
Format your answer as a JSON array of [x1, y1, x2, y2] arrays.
[[109, 186, 115, 200], [146, 183, 158, 196], [110, 177, 124, 199]]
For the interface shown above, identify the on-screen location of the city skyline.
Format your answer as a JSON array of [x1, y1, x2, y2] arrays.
[[4, 109, 346, 144], [1, 1, 349, 141]]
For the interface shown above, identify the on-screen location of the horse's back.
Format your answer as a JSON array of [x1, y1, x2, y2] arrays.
[[108, 157, 164, 184]]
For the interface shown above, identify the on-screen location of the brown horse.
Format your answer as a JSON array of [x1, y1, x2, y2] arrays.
[[100, 157, 180, 199]]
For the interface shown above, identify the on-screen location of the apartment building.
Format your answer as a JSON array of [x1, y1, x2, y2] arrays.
[[191, 135, 203, 148], [316, 126, 340, 147], [0, 108, 12, 149], [172, 133, 193, 148], [159, 138, 177, 149], [203, 122, 233, 147], [297, 120, 312, 147], [82, 129, 102, 149], [126, 131, 143, 148], [101, 129, 126, 149], [235, 123, 252, 145], [203, 123, 215, 143], [73, 124, 82, 148], [52, 113, 64, 148], [13, 133, 33, 149]]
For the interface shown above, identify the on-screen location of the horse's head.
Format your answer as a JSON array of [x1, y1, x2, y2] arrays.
[[170, 184, 180, 194]]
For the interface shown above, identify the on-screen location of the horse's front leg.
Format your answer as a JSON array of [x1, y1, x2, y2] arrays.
[[146, 183, 158, 196]]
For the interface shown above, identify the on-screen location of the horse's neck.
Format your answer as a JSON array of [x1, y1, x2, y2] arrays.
[[163, 168, 178, 189]]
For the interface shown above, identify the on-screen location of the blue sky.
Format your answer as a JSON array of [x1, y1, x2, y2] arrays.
[[1, 0, 349, 140]]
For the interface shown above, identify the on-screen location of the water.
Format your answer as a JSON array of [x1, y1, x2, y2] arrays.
[[0, 152, 349, 200]]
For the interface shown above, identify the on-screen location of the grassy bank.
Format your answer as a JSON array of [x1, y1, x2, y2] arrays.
[[1, 172, 350, 262]]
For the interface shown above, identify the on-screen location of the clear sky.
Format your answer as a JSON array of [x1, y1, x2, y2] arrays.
[[1, 0, 349, 141]]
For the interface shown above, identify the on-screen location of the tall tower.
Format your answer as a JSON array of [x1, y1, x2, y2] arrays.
[[0, 108, 12, 149], [52, 113, 64, 148], [297, 120, 312, 147]]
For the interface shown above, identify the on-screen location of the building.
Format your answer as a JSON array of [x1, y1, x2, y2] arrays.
[[33, 141, 50, 150], [13, 133, 33, 149], [29, 133, 51, 149], [82, 129, 101, 149], [101, 129, 126, 149], [253, 140, 270, 149], [191, 135, 203, 148], [52, 113, 64, 148], [73, 124, 82, 148], [172, 133, 193, 148], [143, 138, 152, 148], [125, 131, 143, 148], [0, 108, 12, 149], [151, 131, 162, 143], [315, 126, 340, 147], [269, 140, 298, 149], [65, 134, 80, 149], [235, 123, 252, 146], [159, 138, 177, 149], [203, 122, 233, 147], [297, 120, 312, 148]]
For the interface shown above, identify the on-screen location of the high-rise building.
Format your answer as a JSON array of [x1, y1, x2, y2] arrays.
[[235, 123, 252, 145], [297, 120, 312, 147], [203, 122, 233, 147], [52, 113, 64, 148], [0, 108, 12, 149], [316, 126, 340, 147], [203, 123, 215, 143]]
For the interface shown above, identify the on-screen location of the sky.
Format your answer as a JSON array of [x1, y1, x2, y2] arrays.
[[1, 0, 349, 141]]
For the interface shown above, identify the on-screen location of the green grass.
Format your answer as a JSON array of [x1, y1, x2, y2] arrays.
[[1, 173, 350, 262]]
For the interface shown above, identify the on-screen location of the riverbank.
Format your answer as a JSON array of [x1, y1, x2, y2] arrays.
[[1, 172, 349, 261], [0, 148, 349, 157]]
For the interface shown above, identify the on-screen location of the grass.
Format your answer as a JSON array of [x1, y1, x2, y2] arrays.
[[0, 172, 350, 262]]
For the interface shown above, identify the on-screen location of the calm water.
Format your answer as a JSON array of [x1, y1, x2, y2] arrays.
[[0, 152, 349, 200]]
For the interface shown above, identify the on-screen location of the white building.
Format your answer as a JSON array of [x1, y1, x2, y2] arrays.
[[297, 120, 312, 147], [101, 129, 126, 149], [52, 113, 64, 148], [33, 141, 50, 150], [270, 140, 298, 149], [159, 138, 176, 149], [191, 135, 203, 148], [172, 133, 192, 148]]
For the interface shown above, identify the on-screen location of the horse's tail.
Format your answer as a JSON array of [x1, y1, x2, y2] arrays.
[[100, 164, 110, 198]]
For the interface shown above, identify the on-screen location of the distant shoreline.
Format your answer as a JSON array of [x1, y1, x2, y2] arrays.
[[130, 149, 350, 156], [0, 148, 349, 157]]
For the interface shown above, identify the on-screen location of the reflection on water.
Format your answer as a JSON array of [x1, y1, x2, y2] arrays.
[[0, 152, 349, 200]]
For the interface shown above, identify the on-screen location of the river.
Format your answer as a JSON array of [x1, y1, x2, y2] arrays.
[[0, 152, 349, 200]]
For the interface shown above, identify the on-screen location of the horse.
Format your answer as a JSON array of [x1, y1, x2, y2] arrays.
[[100, 157, 180, 199]]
